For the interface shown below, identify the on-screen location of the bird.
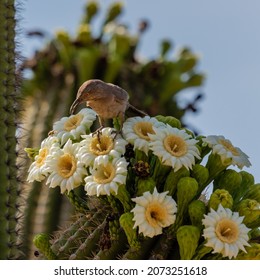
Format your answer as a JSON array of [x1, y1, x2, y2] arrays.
[[70, 79, 147, 130]]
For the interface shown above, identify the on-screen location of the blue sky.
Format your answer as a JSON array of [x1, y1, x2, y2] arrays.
[[21, 0, 260, 181]]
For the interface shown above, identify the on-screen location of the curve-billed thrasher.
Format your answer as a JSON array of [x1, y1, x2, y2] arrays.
[[70, 79, 146, 128]]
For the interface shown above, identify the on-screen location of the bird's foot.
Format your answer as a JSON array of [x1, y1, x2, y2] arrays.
[[92, 126, 104, 143]]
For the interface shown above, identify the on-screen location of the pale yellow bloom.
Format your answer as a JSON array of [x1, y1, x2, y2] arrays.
[[202, 204, 250, 259], [131, 188, 177, 238], [203, 135, 251, 169]]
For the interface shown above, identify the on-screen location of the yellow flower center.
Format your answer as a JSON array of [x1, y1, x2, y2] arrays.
[[145, 202, 168, 227], [89, 135, 114, 155], [64, 114, 83, 131], [133, 122, 155, 141], [36, 148, 48, 167], [163, 135, 187, 157], [57, 153, 77, 178], [215, 218, 239, 243], [219, 139, 240, 156], [94, 163, 115, 184]]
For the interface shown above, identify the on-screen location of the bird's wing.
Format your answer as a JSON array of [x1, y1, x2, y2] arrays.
[[107, 83, 129, 102]]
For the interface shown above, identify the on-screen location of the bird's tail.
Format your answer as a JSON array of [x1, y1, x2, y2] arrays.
[[126, 103, 148, 117]]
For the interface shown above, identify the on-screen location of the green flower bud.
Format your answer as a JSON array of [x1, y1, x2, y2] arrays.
[[179, 53, 198, 73], [190, 164, 209, 193], [176, 225, 200, 260], [235, 243, 260, 260], [55, 30, 70, 45], [177, 177, 198, 208], [76, 24, 92, 45], [233, 171, 255, 202], [188, 200, 206, 230], [208, 189, 233, 211], [24, 147, 39, 160], [155, 115, 181, 129], [173, 177, 198, 229], [115, 185, 133, 212], [109, 32, 132, 57], [249, 228, 260, 240], [33, 233, 57, 260], [85, 1, 99, 23], [136, 177, 156, 196], [206, 153, 231, 183], [163, 167, 190, 196], [104, 2, 123, 24], [160, 39, 172, 58], [119, 212, 140, 249], [237, 199, 260, 228], [213, 169, 242, 196], [243, 184, 260, 203]]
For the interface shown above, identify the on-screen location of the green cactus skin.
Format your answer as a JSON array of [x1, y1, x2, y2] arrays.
[[163, 167, 190, 196], [50, 213, 88, 254], [155, 115, 182, 129], [119, 212, 140, 249], [33, 233, 57, 260], [233, 171, 255, 203], [190, 164, 209, 195], [0, 0, 22, 260], [69, 219, 106, 260], [188, 200, 206, 230], [176, 225, 200, 260], [172, 177, 198, 231], [53, 210, 105, 259], [136, 177, 156, 196], [95, 230, 127, 260], [213, 169, 242, 196], [243, 183, 260, 203]]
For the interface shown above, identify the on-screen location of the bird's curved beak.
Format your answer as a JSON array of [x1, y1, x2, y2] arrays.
[[70, 98, 82, 115]]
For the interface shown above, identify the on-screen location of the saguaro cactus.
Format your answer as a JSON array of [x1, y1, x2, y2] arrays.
[[0, 0, 21, 260]]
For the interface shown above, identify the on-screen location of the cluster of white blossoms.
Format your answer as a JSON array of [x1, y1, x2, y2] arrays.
[[27, 112, 253, 258], [27, 108, 128, 196]]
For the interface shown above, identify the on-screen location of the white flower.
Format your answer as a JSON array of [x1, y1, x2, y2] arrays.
[[45, 139, 87, 193], [27, 136, 59, 182], [78, 127, 127, 166], [53, 108, 96, 145], [149, 125, 200, 171], [122, 116, 165, 155], [202, 204, 250, 259], [84, 155, 128, 196], [202, 135, 251, 169], [131, 188, 177, 238]]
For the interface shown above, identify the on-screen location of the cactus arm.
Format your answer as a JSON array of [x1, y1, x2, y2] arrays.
[[0, 0, 21, 259]]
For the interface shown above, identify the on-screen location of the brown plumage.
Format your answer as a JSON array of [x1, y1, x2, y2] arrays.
[[70, 79, 146, 128]]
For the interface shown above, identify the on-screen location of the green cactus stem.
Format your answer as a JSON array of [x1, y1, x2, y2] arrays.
[[0, 0, 21, 260]]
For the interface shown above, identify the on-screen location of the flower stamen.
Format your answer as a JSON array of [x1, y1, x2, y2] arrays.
[[57, 153, 77, 178], [36, 148, 48, 167], [64, 114, 83, 131], [215, 218, 238, 243], [94, 163, 116, 184], [90, 135, 114, 155], [133, 122, 155, 140], [163, 135, 187, 157]]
